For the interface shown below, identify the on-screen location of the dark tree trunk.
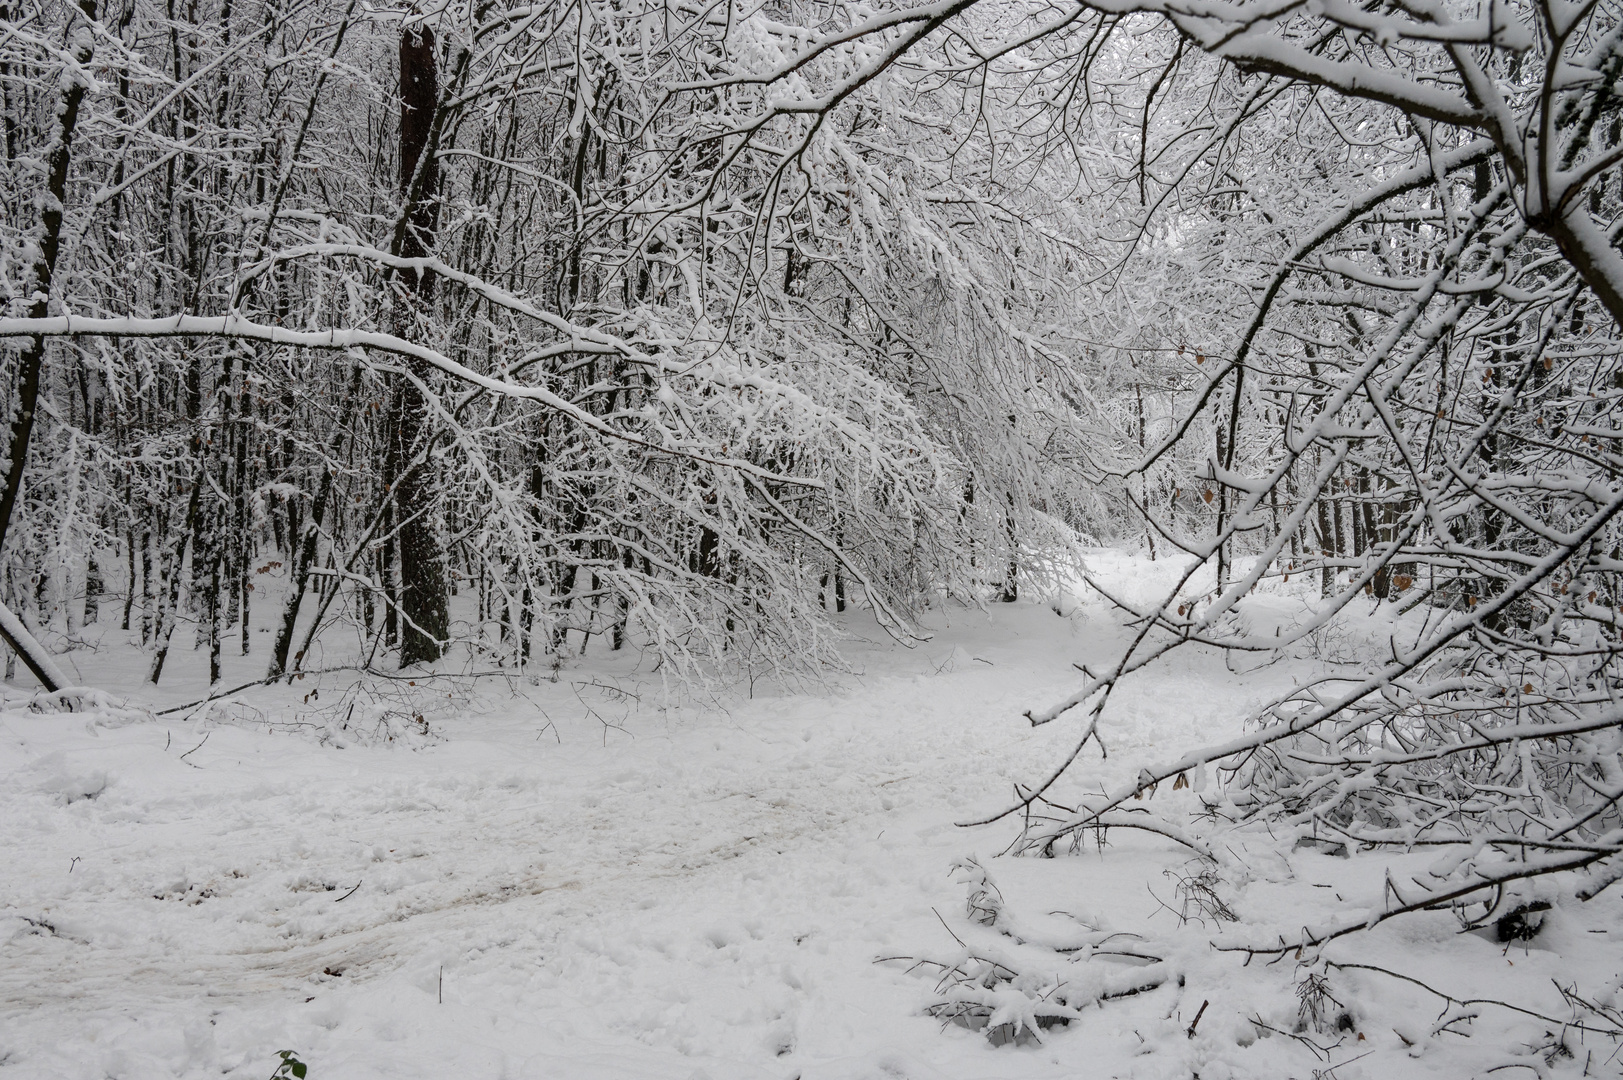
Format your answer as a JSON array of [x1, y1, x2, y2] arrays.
[[205, 548, 223, 685], [122, 529, 135, 630], [140, 526, 153, 642], [391, 24, 449, 668], [139, 526, 152, 641]]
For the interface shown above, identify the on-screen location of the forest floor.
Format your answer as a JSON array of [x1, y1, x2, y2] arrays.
[[2, 553, 1619, 1079]]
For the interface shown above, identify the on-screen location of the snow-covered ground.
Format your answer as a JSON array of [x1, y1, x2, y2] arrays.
[[3, 554, 1620, 1079]]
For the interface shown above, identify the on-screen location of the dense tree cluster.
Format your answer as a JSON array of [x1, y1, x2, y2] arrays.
[[0, 0, 1105, 689]]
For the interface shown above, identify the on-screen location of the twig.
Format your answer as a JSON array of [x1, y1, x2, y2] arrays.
[[1330, 961, 1623, 1037], [154, 664, 519, 715], [334, 879, 362, 902], [1187, 999, 1209, 1038], [1318, 1049, 1374, 1077], [179, 731, 210, 762], [932, 906, 966, 947], [1250, 1016, 1335, 1061]]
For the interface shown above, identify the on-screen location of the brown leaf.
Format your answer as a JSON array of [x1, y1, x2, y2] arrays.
[[1202, 488, 1213, 504]]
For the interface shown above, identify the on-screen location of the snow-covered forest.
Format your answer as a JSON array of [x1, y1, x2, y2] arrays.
[[6, 0, 1623, 1074]]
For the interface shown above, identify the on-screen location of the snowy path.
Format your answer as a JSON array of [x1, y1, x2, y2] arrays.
[[4, 602, 1177, 1079], [5, 576, 1612, 1079]]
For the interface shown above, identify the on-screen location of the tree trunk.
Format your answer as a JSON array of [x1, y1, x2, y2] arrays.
[[391, 24, 449, 668], [84, 552, 102, 625], [999, 491, 1018, 603], [267, 466, 333, 679], [0, 599, 68, 690], [122, 529, 135, 630], [148, 480, 201, 684], [140, 526, 153, 642]]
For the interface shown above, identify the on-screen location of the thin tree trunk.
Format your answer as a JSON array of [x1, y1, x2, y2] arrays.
[[1000, 492, 1018, 603], [267, 466, 333, 679], [148, 481, 202, 684], [206, 550, 222, 685], [140, 526, 153, 642], [84, 552, 102, 625], [1316, 492, 1335, 598], [122, 529, 135, 630]]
